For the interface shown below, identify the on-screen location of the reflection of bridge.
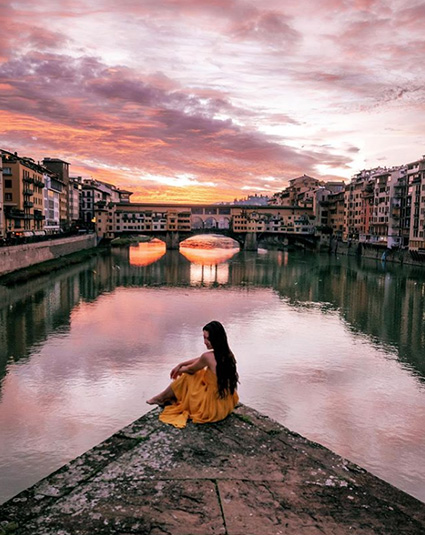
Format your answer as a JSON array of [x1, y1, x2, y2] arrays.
[[95, 202, 318, 251]]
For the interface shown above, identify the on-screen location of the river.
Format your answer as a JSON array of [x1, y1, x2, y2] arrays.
[[0, 239, 424, 504]]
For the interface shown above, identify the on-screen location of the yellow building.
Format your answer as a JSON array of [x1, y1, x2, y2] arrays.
[[95, 203, 193, 239], [1, 150, 46, 235]]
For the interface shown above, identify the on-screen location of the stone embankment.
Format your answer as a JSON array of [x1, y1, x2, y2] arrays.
[[325, 239, 425, 266], [1, 404, 424, 535], [0, 235, 102, 284], [0, 234, 98, 277]]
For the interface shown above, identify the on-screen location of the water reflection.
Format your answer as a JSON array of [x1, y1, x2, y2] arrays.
[[1, 250, 425, 383], [179, 234, 240, 251], [179, 247, 239, 266], [188, 261, 232, 286], [179, 241, 239, 286], [1, 250, 425, 384], [0, 247, 425, 504], [128, 239, 166, 266]]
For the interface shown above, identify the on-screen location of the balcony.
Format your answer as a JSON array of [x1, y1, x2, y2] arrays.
[[5, 208, 25, 219], [33, 210, 45, 220], [23, 188, 34, 196], [390, 207, 400, 218], [34, 179, 45, 188], [24, 201, 34, 208], [23, 176, 34, 184]]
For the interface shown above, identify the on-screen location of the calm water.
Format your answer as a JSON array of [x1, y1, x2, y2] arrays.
[[1, 241, 425, 504]]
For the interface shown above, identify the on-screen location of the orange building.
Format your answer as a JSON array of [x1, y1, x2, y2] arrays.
[[1, 150, 46, 235]]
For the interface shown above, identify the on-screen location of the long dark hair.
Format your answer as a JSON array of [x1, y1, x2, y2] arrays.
[[203, 320, 239, 398]]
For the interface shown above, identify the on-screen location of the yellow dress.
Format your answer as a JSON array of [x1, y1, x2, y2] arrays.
[[159, 367, 239, 429]]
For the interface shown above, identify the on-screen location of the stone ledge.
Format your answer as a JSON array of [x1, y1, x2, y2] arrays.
[[0, 404, 424, 534]]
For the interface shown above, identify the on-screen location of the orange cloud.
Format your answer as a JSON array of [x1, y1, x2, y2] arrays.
[[0, 0, 423, 200]]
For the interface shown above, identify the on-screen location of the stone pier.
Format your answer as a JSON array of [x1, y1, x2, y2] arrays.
[[243, 232, 258, 251], [1, 404, 424, 535], [165, 231, 181, 250]]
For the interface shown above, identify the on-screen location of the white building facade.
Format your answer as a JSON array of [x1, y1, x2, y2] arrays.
[[43, 173, 61, 234]]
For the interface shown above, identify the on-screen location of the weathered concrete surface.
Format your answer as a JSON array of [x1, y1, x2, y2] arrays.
[[0, 234, 97, 277], [1, 404, 425, 535]]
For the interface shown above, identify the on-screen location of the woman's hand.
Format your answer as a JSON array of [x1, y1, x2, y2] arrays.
[[170, 364, 182, 379]]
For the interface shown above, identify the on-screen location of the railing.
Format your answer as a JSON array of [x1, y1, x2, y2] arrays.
[[0, 229, 95, 247]]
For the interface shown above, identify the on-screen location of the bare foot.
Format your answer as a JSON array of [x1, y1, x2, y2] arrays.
[[146, 396, 165, 406]]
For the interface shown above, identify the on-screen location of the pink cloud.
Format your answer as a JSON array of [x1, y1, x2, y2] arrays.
[[0, 49, 353, 194], [229, 10, 300, 47], [0, 0, 423, 199]]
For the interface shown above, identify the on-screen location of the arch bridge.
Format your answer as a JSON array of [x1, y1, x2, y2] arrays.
[[97, 202, 318, 251], [119, 228, 318, 251]]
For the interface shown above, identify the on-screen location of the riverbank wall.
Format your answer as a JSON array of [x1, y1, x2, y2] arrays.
[[319, 238, 425, 266], [1, 404, 424, 534], [0, 235, 98, 278]]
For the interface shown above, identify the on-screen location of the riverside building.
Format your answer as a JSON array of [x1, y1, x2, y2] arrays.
[[0, 153, 4, 239], [43, 172, 63, 234], [407, 155, 425, 253], [69, 176, 83, 228], [1, 150, 46, 235], [42, 158, 70, 230], [81, 178, 132, 228]]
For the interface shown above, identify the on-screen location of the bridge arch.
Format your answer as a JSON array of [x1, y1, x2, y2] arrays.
[[218, 217, 231, 230], [192, 216, 204, 230], [204, 217, 218, 229]]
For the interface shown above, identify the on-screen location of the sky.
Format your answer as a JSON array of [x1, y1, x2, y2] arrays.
[[1, 0, 424, 203]]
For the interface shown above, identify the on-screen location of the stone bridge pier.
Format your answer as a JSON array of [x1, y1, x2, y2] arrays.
[[164, 231, 182, 250], [243, 232, 258, 251]]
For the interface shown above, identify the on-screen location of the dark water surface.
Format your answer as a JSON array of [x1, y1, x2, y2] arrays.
[[0, 243, 425, 504]]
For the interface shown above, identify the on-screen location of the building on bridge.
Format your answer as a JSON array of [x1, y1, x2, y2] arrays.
[[94, 202, 316, 248]]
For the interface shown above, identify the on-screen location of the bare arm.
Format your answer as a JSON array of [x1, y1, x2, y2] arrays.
[[179, 353, 210, 375], [170, 357, 198, 379], [171, 352, 214, 379]]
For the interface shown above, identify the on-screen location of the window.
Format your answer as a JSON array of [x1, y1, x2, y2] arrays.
[[5, 193, 12, 201], [5, 179, 12, 188], [3, 167, 11, 175]]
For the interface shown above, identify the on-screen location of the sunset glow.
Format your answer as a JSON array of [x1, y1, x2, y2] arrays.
[[128, 240, 166, 266], [179, 247, 240, 266], [1, 1, 424, 202]]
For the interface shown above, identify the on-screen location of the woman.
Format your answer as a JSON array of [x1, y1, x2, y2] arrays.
[[147, 321, 239, 428]]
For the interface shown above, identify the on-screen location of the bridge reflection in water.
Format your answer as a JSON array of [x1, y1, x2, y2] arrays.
[[128, 235, 241, 284], [129, 239, 166, 267], [179, 234, 239, 285]]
